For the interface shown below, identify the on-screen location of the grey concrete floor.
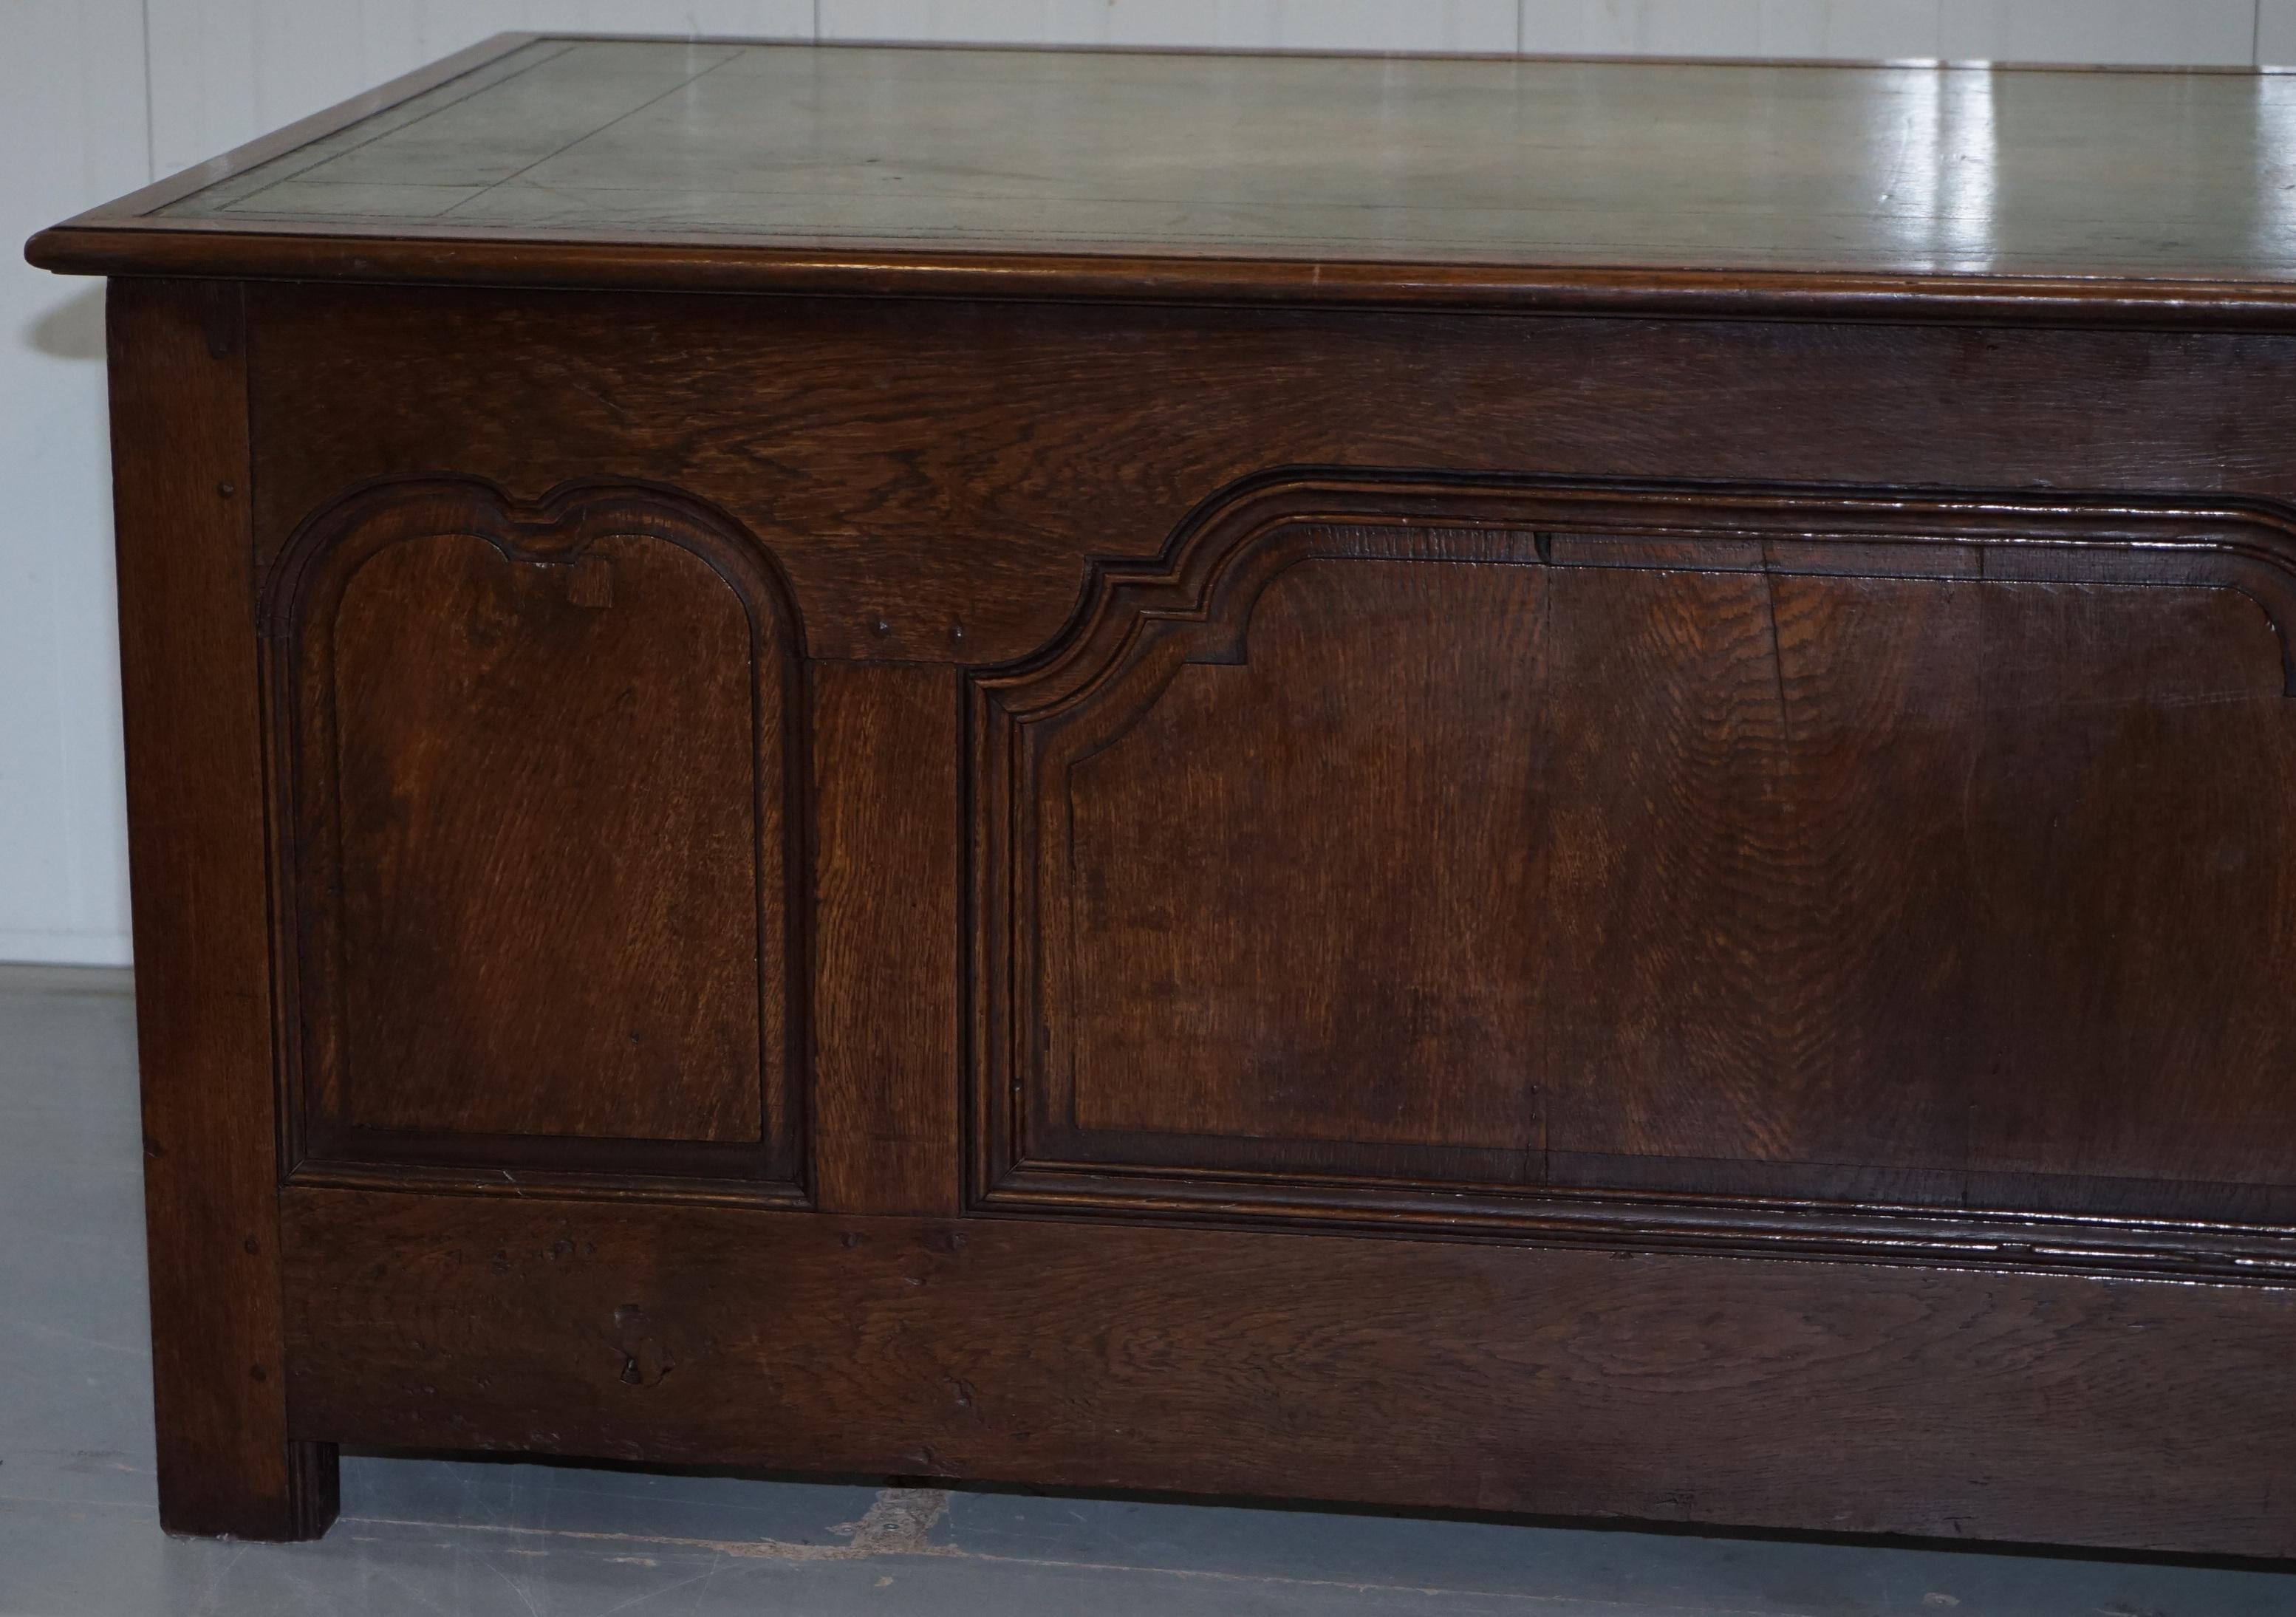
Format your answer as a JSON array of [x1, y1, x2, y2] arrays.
[[5, 967, 2295, 1616]]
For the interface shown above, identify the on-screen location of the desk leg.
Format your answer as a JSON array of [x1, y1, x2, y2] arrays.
[[109, 278, 337, 1539]]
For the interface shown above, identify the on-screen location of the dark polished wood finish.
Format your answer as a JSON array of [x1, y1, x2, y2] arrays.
[[810, 662, 964, 1217], [267, 477, 806, 1194], [107, 280, 338, 1540], [284, 1192, 2296, 1558], [38, 35, 2296, 1556], [974, 476, 2296, 1252]]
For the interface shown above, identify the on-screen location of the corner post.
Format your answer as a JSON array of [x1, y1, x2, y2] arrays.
[[108, 278, 337, 1539]]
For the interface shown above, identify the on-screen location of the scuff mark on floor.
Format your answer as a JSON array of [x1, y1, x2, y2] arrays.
[[342, 1486, 958, 1563], [827, 1488, 953, 1557], [329, 1497, 1803, 1612]]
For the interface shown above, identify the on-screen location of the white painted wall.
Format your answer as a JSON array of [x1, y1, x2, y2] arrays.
[[6, 0, 2292, 964], [3, 1, 146, 965]]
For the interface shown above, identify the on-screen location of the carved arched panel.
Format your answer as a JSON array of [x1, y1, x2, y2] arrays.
[[971, 474, 2296, 1257], [267, 477, 804, 1194]]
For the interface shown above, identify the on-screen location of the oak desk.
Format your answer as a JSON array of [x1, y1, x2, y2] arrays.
[[31, 36, 2296, 1556]]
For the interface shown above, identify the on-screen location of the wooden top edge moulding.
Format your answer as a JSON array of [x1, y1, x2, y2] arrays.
[[30, 31, 2296, 324]]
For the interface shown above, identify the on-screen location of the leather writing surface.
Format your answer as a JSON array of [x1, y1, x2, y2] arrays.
[[130, 41, 2296, 285]]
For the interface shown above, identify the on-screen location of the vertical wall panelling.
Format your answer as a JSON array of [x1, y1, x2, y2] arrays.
[[1517, 2, 2263, 66], [2261, 0, 2296, 64], [146, 2, 814, 177], [819, 1, 1518, 49], [1518, 1, 1942, 59], [0, 0, 146, 964], [1938, 1, 2258, 67]]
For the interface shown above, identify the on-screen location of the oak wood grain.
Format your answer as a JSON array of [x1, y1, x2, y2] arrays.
[[108, 279, 336, 1540], [243, 287, 2296, 664], [282, 1189, 2296, 1559], [267, 478, 807, 1193], [978, 477, 2296, 1260], [1967, 581, 2296, 1190], [327, 529, 761, 1142], [810, 661, 962, 1215]]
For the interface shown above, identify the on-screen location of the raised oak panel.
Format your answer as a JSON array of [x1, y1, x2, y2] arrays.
[[1063, 554, 1551, 1165], [268, 478, 804, 1192], [973, 476, 2296, 1269]]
